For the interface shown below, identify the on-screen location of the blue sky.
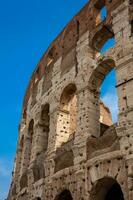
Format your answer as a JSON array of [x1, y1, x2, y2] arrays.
[[0, 0, 117, 199]]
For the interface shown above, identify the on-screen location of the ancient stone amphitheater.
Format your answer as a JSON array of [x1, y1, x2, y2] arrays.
[[8, 0, 133, 199]]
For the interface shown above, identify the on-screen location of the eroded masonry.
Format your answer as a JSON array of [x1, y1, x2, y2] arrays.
[[8, 0, 133, 199]]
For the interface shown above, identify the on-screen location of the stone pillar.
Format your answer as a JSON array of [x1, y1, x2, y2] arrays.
[[30, 123, 46, 161], [73, 30, 99, 164], [43, 54, 62, 177], [13, 122, 27, 179], [20, 135, 31, 175], [112, 0, 133, 155], [13, 147, 22, 180], [74, 86, 100, 165], [112, 1, 133, 198], [45, 108, 59, 177]]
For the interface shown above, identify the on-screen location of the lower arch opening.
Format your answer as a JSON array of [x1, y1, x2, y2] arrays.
[[105, 183, 124, 200], [91, 177, 124, 200], [55, 190, 73, 200]]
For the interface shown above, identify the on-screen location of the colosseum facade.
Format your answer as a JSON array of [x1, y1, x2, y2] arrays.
[[8, 0, 133, 199]]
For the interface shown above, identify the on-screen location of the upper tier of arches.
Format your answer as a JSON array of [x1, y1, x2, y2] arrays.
[[22, 0, 123, 118]]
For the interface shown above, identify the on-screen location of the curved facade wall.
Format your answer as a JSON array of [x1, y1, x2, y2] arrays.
[[8, 0, 133, 199]]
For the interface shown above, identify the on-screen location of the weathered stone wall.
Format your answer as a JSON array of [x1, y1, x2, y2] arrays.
[[8, 0, 133, 199]]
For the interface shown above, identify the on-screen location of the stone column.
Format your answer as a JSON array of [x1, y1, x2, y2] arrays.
[[13, 147, 23, 180], [112, 1, 133, 199], [13, 122, 27, 179], [73, 30, 99, 164], [44, 58, 62, 177], [74, 86, 100, 165], [20, 135, 31, 175], [30, 123, 46, 161]]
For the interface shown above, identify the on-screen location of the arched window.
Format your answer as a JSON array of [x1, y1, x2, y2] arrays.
[[89, 58, 118, 137], [12, 184, 16, 196], [33, 197, 41, 200], [31, 84, 38, 107], [101, 38, 116, 54], [100, 69, 118, 125], [56, 84, 77, 147], [90, 177, 124, 200], [20, 172, 28, 190], [91, 26, 115, 52], [100, 6, 107, 21], [91, 0, 115, 54], [28, 119, 34, 162], [94, 0, 107, 25], [55, 190, 73, 200], [40, 103, 50, 152], [54, 150, 74, 173], [37, 198, 41, 200], [32, 163, 45, 182], [19, 135, 24, 174]]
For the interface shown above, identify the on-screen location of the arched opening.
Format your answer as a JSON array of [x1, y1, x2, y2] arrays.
[[28, 119, 34, 162], [40, 103, 50, 152], [12, 184, 16, 196], [31, 84, 38, 107], [55, 190, 73, 200], [35, 197, 41, 200], [100, 6, 107, 21], [100, 37, 116, 54], [90, 177, 124, 200], [105, 183, 124, 200], [131, 20, 133, 34], [56, 84, 77, 147], [22, 108, 27, 121], [18, 135, 24, 174], [89, 58, 118, 137], [20, 172, 28, 190], [91, 26, 115, 53], [100, 69, 118, 125], [32, 163, 45, 182], [20, 135, 24, 149], [54, 150, 74, 173], [94, 0, 107, 25]]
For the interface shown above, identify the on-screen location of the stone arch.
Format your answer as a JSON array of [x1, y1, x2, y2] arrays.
[[89, 58, 115, 91], [56, 83, 77, 147], [90, 177, 124, 200], [55, 189, 73, 200], [88, 58, 117, 137], [91, 22, 114, 52]]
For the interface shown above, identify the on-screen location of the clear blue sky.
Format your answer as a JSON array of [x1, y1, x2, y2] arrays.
[[0, 0, 117, 199]]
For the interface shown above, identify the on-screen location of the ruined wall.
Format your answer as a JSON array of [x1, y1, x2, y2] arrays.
[[8, 0, 133, 199]]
